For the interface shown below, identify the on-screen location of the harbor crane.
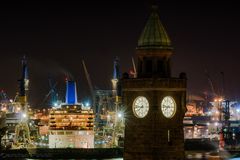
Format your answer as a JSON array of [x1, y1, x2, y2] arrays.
[[82, 60, 95, 108], [205, 69, 231, 147], [14, 55, 32, 148], [0, 90, 9, 103], [41, 77, 59, 107], [131, 57, 137, 78]]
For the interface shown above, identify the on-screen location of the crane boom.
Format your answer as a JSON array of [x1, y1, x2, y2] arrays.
[[41, 82, 57, 105], [82, 60, 95, 104], [131, 57, 137, 78], [220, 72, 225, 98], [204, 69, 217, 97]]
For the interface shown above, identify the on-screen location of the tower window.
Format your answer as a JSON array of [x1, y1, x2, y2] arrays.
[[157, 60, 165, 75], [146, 60, 152, 73], [139, 60, 143, 73]]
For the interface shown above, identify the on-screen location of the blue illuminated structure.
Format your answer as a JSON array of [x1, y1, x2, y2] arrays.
[[18, 55, 29, 97], [112, 57, 121, 97], [65, 81, 78, 105], [113, 57, 120, 80]]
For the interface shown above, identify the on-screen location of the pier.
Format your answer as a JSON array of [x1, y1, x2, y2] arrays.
[[1, 148, 123, 159]]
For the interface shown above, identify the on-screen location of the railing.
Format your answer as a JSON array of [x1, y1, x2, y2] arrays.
[[122, 78, 186, 89]]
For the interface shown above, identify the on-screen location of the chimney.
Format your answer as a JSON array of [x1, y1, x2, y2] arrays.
[[65, 81, 78, 104]]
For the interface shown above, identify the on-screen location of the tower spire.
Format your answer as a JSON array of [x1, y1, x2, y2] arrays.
[[137, 5, 172, 50], [136, 5, 173, 78]]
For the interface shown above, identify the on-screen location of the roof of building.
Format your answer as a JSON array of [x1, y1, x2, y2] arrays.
[[137, 5, 172, 50]]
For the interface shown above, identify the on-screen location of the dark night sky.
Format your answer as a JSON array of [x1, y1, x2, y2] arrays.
[[0, 0, 240, 107]]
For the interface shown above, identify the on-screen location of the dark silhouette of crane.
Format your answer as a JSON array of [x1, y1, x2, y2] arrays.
[[205, 70, 231, 146], [205, 69, 217, 98], [42, 77, 59, 107], [82, 60, 95, 106], [0, 90, 9, 103]]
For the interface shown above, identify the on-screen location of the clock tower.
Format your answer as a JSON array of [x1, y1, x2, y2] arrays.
[[122, 5, 187, 160]]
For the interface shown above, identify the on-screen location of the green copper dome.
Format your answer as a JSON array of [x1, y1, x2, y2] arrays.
[[137, 6, 172, 50]]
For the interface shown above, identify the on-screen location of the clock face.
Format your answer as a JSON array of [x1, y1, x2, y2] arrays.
[[132, 96, 149, 118], [161, 96, 176, 118]]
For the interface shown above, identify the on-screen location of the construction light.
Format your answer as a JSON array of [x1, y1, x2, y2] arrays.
[[22, 113, 27, 118], [85, 102, 90, 107], [118, 113, 122, 118]]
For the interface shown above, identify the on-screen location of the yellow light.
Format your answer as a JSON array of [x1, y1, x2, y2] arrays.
[[1, 107, 6, 112]]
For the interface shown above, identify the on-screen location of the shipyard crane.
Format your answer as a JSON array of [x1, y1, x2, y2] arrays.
[[205, 70, 223, 114], [219, 72, 230, 124], [220, 72, 225, 99], [14, 55, 32, 148], [0, 90, 9, 113], [131, 57, 137, 78], [218, 72, 231, 146], [41, 77, 59, 107], [111, 57, 125, 147], [0, 90, 9, 103], [205, 70, 232, 147], [82, 60, 95, 107], [0, 90, 8, 101], [48, 77, 59, 106], [205, 69, 217, 98]]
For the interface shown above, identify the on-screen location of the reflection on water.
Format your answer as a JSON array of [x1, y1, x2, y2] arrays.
[[20, 151, 240, 160], [25, 158, 123, 160], [24, 155, 240, 160], [185, 150, 240, 160]]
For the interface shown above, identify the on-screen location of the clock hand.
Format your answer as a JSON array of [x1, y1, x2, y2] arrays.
[[136, 107, 141, 111]]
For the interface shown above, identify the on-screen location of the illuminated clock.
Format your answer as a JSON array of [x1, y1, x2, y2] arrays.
[[133, 96, 149, 118], [161, 96, 176, 118]]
